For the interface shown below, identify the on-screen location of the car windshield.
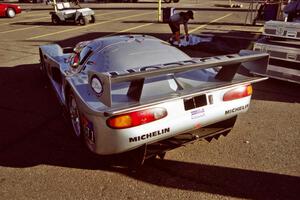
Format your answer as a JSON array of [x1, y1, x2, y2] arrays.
[[83, 39, 190, 73]]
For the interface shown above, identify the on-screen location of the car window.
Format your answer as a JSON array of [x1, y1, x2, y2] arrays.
[[79, 47, 93, 65]]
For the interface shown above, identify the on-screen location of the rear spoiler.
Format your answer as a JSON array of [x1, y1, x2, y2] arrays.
[[88, 50, 269, 107]]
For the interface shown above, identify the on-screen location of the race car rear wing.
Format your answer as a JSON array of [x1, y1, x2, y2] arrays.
[[88, 50, 269, 107]]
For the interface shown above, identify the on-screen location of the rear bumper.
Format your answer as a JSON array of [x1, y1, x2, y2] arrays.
[[145, 116, 237, 157], [82, 95, 250, 155]]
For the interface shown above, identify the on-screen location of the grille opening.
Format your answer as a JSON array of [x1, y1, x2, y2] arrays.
[[184, 94, 207, 111]]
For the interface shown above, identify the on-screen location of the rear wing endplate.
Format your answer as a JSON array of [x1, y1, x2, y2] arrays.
[[88, 50, 269, 107]]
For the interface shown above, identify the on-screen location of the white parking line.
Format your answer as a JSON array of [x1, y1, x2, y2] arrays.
[[28, 11, 155, 40], [0, 10, 132, 34], [189, 13, 233, 34]]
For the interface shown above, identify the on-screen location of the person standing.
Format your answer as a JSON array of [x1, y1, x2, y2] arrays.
[[168, 10, 194, 46], [284, 0, 300, 22]]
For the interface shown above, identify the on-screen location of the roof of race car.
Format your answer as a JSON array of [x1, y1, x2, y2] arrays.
[[82, 35, 191, 73]]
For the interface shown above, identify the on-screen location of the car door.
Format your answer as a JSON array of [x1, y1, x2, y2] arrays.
[[0, 4, 7, 17]]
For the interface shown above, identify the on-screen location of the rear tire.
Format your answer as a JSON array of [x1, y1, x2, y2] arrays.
[[6, 8, 16, 18], [147, 152, 166, 161], [39, 49, 47, 78], [68, 91, 83, 138], [127, 145, 147, 170], [78, 16, 88, 26], [51, 15, 60, 25], [90, 15, 95, 23]]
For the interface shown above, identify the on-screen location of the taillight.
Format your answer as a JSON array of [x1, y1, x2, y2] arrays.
[[223, 85, 253, 101], [107, 108, 167, 129]]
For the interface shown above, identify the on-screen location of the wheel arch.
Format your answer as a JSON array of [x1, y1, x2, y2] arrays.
[[8, 7, 16, 12]]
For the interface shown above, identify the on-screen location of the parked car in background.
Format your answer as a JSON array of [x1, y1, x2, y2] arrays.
[[0, 3, 21, 18]]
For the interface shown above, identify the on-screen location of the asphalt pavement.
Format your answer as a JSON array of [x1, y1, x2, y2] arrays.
[[0, 0, 299, 199]]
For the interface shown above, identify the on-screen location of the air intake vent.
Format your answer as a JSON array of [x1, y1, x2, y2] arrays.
[[184, 94, 207, 111]]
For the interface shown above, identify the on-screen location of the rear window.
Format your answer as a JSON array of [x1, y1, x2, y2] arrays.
[[83, 40, 190, 73]]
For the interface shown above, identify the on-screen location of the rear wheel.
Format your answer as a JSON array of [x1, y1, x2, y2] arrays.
[[51, 15, 60, 25], [90, 15, 95, 23], [147, 152, 166, 162], [78, 16, 88, 26], [127, 145, 147, 170], [6, 8, 16, 18], [68, 91, 82, 138]]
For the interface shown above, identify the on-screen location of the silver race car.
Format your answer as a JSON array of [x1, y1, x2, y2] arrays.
[[39, 35, 268, 167]]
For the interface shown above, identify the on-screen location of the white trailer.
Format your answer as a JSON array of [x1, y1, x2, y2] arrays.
[[250, 20, 300, 84]]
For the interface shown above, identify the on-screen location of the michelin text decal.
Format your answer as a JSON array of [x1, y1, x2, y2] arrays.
[[225, 104, 249, 115], [129, 128, 170, 143]]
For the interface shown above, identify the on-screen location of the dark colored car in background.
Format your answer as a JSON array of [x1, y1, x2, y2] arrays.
[[0, 3, 22, 18]]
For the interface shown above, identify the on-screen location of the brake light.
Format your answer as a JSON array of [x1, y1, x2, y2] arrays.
[[107, 108, 167, 129], [223, 85, 253, 101]]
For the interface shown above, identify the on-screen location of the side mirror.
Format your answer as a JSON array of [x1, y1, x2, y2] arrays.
[[71, 54, 80, 68]]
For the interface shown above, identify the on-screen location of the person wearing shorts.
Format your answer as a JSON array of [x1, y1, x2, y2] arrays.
[[168, 10, 194, 45]]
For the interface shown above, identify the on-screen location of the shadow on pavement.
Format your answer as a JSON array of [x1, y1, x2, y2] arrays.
[[251, 78, 300, 103], [11, 22, 58, 26], [121, 20, 261, 27]]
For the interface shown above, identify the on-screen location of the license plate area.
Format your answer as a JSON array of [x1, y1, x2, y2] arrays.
[[184, 94, 207, 111]]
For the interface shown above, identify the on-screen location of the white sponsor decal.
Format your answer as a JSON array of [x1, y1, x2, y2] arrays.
[[191, 108, 205, 119]]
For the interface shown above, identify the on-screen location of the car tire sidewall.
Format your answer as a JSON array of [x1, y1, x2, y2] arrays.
[[78, 16, 88, 25], [7, 8, 16, 18], [68, 91, 83, 138], [90, 15, 95, 23], [51, 15, 60, 25]]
